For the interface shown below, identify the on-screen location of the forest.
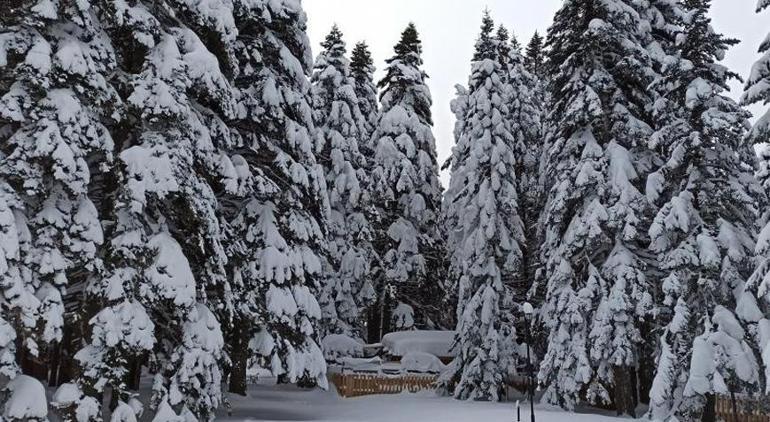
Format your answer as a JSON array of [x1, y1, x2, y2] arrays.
[[1, 0, 770, 421]]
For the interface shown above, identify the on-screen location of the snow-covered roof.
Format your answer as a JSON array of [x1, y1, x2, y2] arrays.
[[381, 330, 457, 358]]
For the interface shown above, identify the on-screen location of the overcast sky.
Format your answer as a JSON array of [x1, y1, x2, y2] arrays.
[[304, 0, 766, 185]]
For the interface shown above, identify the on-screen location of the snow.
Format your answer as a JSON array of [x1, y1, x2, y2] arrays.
[[322, 334, 364, 363], [3, 375, 48, 421], [392, 302, 415, 330], [144, 232, 196, 307], [382, 331, 457, 358], [51, 383, 81, 406], [219, 381, 629, 422], [401, 351, 445, 374], [110, 401, 138, 422], [338, 356, 383, 372]]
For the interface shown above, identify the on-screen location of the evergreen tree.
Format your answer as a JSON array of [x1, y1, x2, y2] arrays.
[[744, 0, 770, 328], [225, 0, 328, 393], [0, 0, 116, 411], [350, 41, 379, 143], [524, 31, 545, 77], [647, 1, 769, 419], [473, 11, 496, 62], [503, 29, 546, 357], [64, 1, 237, 419], [311, 25, 375, 338], [370, 23, 444, 333], [495, 25, 512, 69], [538, 0, 657, 413], [442, 13, 523, 401]]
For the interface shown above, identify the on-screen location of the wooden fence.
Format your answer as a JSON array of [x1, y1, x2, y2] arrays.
[[716, 395, 770, 422], [329, 373, 437, 398]]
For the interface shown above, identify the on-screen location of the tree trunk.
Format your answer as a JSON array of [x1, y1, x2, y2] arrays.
[[48, 342, 60, 387], [228, 320, 248, 396], [366, 302, 381, 344], [613, 365, 636, 417], [126, 357, 142, 390], [56, 324, 75, 386], [701, 393, 716, 422]]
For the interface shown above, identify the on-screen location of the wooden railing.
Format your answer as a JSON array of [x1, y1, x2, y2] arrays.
[[329, 372, 437, 398], [716, 395, 770, 422]]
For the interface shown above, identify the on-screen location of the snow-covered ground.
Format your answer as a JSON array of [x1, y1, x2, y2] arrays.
[[220, 380, 628, 422]]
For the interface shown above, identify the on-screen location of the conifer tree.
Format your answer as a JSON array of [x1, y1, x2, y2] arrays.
[[647, 1, 769, 419], [524, 31, 545, 77], [311, 25, 375, 338], [495, 25, 512, 68], [443, 12, 524, 401], [350, 41, 379, 143], [744, 0, 770, 325], [503, 31, 544, 308], [64, 1, 237, 419], [538, 0, 657, 413], [225, 0, 328, 393], [0, 0, 116, 409], [370, 23, 444, 333]]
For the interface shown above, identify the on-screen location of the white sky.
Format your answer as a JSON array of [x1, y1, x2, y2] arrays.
[[304, 0, 767, 185]]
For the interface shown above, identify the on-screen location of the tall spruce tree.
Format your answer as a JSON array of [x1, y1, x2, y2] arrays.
[[1, 0, 118, 415], [524, 31, 545, 77], [225, 0, 328, 394], [442, 12, 523, 401], [503, 31, 544, 311], [538, 0, 657, 413], [369, 23, 444, 334], [647, 1, 769, 419], [70, 2, 236, 419], [350, 41, 379, 144], [745, 1, 770, 334], [311, 26, 375, 338], [495, 25, 512, 69]]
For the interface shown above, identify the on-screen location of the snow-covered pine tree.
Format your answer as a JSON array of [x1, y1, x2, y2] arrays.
[[311, 25, 375, 339], [69, 1, 236, 419], [348, 41, 383, 341], [494, 23, 512, 69], [442, 12, 523, 401], [744, 3, 770, 365], [538, 0, 657, 413], [500, 29, 544, 311], [349, 41, 379, 145], [369, 23, 444, 333], [225, 0, 328, 393], [632, 0, 690, 405], [524, 31, 545, 78], [0, 0, 117, 395], [646, 1, 769, 419]]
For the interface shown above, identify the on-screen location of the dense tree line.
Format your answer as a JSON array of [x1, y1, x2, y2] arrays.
[[0, 0, 450, 418], [442, 2, 770, 422], [2, 1, 770, 421]]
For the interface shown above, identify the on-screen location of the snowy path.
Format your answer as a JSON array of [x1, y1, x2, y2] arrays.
[[221, 383, 628, 422]]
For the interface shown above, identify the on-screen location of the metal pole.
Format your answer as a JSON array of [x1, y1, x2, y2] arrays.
[[517, 400, 520, 422], [526, 315, 535, 422]]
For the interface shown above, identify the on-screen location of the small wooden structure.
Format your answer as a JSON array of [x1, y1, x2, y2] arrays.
[[329, 372, 437, 398], [716, 395, 770, 422]]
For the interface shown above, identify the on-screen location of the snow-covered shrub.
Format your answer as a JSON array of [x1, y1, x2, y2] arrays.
[[3, 375, 48, 422], [322, 334, 364, 364], [110, 401, 138, 422], [151, 398, 183, 422], [51, 383, 100, 422]]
